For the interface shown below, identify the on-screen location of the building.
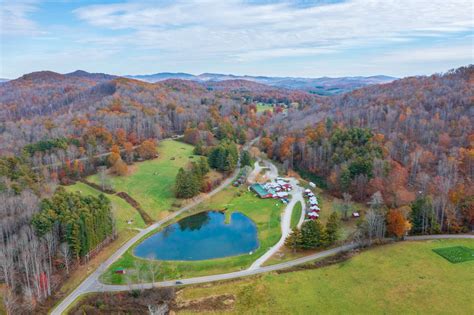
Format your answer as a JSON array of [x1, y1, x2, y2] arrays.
[[250, 183, 273, 199]]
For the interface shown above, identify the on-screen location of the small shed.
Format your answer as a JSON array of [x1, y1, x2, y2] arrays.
[[114, 268, 126, 274]]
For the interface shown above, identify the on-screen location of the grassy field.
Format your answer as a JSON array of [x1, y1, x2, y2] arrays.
[[256, 102, 274, 113], [100, 186, 284, 284], [177, 239, 474, 314], [89, 139, 198, 220], [64, 182, 146, 231], [290, 200, 302, 229]]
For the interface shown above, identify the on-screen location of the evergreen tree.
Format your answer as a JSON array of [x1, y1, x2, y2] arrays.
[[240, 150, 252, 167], [300, 220, 325, 249], [198, 157, 210, 175], [285, 228, 303, 252], [325, 212, 341, 244]]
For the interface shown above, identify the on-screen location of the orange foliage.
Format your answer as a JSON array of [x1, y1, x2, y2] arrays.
[[386, 209, 411, 238], [137, 139, 157, 159]]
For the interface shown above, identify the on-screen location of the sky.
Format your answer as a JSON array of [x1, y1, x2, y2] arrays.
[[0, 0, 473, 79]]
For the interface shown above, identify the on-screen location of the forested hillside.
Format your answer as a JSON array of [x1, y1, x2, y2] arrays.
[[261, 66, 473, 233], [0, 66, 472, 313]]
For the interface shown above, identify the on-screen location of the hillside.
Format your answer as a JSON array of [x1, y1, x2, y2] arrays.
[[126, 72, 396, 94], [262, 65, 473, 232]]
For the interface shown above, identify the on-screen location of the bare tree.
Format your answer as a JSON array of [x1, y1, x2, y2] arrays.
[[59, 243, 71, 276], [146, 255, 161, 287]]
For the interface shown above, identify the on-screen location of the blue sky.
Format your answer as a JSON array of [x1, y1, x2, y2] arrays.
[[0, 0, 473, 79]]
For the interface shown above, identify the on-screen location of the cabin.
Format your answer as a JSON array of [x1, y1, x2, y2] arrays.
[[250, 183, 273, 199], [307, 211, 319, 219]]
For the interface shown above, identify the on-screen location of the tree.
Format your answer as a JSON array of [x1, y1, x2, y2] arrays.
[[137, 140, 157, 160], [198, 157, 209, 175], [300, 220, 325, 249], [240, 150, 252, 167], [59, 242, 71, 276], [111, 158, 128, 176], [325, 212, 341, 244], [124, 142, 134, 164], [387, 209, 411, 239], [285, 228, 303, 252], [108, 151, 120, 166], [174, 168, 200, 199]]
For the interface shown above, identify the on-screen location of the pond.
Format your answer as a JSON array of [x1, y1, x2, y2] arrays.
[[133, 211, 259, 261]]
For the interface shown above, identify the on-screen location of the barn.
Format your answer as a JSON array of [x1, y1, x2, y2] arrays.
[[250, 184, 273, 199]]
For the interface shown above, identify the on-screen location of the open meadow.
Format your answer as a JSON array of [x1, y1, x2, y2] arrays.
[[89, 139, 198, 220], [64, 182, 146, 231], [177, 238, 474, 314]]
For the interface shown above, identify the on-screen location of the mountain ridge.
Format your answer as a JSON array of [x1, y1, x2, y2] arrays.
[[125, 72, 397, 95]]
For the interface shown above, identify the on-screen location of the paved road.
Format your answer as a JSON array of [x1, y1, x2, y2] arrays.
[[51, 138, 258, 315], [50, 139, 474, 313], [249, 170, 304, 269], [82, 234, 474, 293]]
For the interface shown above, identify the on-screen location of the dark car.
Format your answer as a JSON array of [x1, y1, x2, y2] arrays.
[[175, 281, 183, 285]]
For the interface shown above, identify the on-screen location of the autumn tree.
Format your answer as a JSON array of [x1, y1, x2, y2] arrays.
[[111, 158, 128, 176], [386, 209, 411, 239], [137, 139, 157, 160]]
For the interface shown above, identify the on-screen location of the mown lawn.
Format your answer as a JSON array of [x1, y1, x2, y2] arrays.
[[178, 239, 474, 314], [100, 186, 284, 284], [64, 182, 146, 231], [88, 139, 198, 220], [290, 200, 302, 229]]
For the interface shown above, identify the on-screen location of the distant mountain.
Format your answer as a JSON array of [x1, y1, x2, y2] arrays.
[[66, 70, 117, 82], [0, 78, 9, 84], [126, 72, 196, 82], [126, 72, 396, 95]]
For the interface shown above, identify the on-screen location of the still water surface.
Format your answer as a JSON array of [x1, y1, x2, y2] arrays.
[[134, 211, 259, 261]]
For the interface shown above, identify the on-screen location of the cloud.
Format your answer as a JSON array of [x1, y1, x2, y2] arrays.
[[0, 0, 41, 36], [376, 44, 474, 63], [72, 0, 474, 62]]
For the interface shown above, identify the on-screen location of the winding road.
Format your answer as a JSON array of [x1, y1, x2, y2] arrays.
[[50, 146, 474, 314]]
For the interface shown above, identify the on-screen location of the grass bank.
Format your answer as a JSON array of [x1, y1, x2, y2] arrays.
[[100, 186, 284, 284]]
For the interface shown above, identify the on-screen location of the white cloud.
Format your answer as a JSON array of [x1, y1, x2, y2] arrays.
[[73, 0, 474, 62], [376, 44, 474, 63], [0, 0, 41, 36]]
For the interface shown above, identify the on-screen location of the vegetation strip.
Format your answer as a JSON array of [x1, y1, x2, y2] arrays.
[[115, 191, 154, 225]]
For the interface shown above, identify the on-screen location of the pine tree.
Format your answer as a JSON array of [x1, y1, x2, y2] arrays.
[[240, 150, 252, 167], [325, 212, 341, 244], [285, 228, 303, 252], [300, 220, 325, 249], [175, 168, 187, 198], [198, 157, 209, 175]]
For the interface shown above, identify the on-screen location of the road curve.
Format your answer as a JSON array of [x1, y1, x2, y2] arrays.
[[51, 138, 258, 315], [249, 176, 304, 270]]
